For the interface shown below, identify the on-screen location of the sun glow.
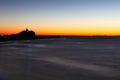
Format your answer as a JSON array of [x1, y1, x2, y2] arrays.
[[1, 21, 120, 36], [1, 0, 120, 36]]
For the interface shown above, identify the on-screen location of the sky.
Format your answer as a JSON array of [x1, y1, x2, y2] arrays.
[[0, 0, 120, 36]]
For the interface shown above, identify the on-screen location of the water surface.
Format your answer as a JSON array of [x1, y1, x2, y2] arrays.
[[0, 38, 120, 80]]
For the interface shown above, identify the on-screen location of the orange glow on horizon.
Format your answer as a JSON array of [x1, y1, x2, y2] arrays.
[[1, 27, 120, 36], [1, 30, 120, 36], [1, 22, 120, 36]]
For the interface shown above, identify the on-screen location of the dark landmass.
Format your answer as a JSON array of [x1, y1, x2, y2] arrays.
[[0, 29, 61, 41], [0, 29, 35, 41], [35, 35, 62, 39]]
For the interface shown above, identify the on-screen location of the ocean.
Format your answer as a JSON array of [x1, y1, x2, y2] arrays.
[[0, 38, 120, 80]]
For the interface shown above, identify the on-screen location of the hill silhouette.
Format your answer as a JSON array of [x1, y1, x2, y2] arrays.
[[12, 28, 36, 39], [0, 29, 36, 41]]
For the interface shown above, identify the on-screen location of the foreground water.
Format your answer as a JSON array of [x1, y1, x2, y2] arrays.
[[0, 38, 120, 80]]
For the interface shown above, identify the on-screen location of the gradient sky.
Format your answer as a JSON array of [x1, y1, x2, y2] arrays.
[[0, 0, 120, 36]]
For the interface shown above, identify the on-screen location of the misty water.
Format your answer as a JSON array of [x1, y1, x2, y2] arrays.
[[0, 38, 120, 80]]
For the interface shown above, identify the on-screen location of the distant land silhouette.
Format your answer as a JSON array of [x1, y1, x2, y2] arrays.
[[13, 28, 36, 39], [0, 28, 61, 41], [0, 28, 35, 41], [1, 28, 120, 41]]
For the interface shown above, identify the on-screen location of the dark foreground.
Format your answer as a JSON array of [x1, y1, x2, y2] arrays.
[[0, 38, 120, 80]]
